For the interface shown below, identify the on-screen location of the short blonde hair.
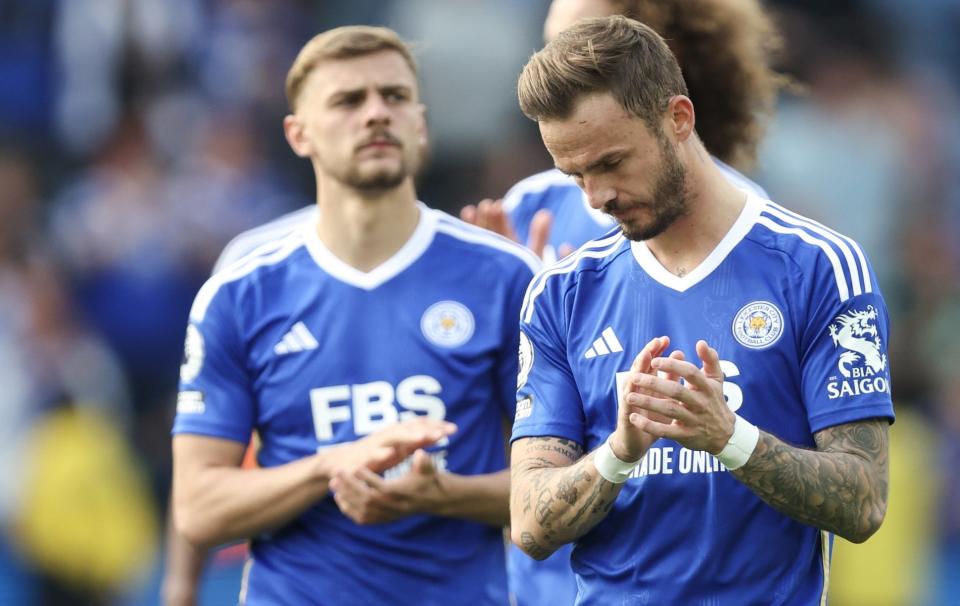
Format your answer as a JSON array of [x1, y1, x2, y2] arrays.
[[285, 25, 418, 111]]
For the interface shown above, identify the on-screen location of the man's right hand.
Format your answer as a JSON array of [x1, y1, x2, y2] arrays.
[[460, 199, 570, 261], [609, 336, 682, 462], [318, 417, 457, 478]]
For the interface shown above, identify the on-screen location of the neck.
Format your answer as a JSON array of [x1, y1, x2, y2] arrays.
[[644, 144, 747, 275], [314, 174, 420, 272]]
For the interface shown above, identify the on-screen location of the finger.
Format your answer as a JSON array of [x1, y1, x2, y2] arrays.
[[557, 243, 575, 259], [528, 209, 553, 258], [630, 336, 670, 376], [354, 467, 387, 491], [697, 340, 724, 381], [459, 204, 477, 224], [628, 414, 695, 442], [662, 350, 686, 383], [632, 372, 695, 407], [650, 357, 713, 393], [411, 449, 435, 475], [486, 200, 516, 241], [476, 198, 495, 230], [627, 392, 695, 425]]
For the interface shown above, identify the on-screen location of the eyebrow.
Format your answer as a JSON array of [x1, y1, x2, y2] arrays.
[[328, 83, 413, 101], [556, 150, 625, 176]]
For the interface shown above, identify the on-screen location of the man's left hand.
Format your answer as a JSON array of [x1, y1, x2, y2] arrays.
[[330, 449, 446, 524], [625, 339, 736, 454]]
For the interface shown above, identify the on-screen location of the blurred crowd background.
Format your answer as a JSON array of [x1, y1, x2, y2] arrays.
[[0, 1, 957, 604]]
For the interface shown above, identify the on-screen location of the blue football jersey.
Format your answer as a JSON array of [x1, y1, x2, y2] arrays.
[[212, 205, 316, 273], [512, 193, 894, 605], [503, 162, 771, 606], [173, 204, 539, 606]]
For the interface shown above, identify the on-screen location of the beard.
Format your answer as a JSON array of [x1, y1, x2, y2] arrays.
[[324, 133, 423, 193], [341, 160, 410, 192], [606, 138, 689, 241]]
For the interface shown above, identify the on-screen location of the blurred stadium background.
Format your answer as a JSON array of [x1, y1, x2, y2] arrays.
[[0, 1, 957, 604]]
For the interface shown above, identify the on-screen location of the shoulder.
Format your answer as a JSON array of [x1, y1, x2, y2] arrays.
[[502, 168, 577, 213], [746, 197, 876, 303], [212, 205, 316, 274], [429, 207, 541, 275], [521, 227, 628, 324], [191, 229, 308, 324]]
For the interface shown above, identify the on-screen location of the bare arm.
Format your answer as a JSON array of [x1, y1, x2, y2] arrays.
[[172, 435, 335, 548], [173, 418, 456, 548], [508, 337, 679, 559], [731, 419, 888, 543], [161, 515, 208, 606], [509, 437, 623, 559]]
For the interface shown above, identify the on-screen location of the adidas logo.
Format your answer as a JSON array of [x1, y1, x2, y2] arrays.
[[274, 321, 319, 355], [584, 327, 623, 359]]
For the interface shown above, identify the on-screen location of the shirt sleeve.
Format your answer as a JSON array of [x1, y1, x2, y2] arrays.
[[800, 254, 895, 433], [494, 259, 540, 421], [172, 282, 256, 443], [511, 272, 586, 445]]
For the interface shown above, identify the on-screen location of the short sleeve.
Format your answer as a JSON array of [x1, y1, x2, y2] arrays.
[[494, 261, 539, 421], [511, 273, 586, 445], [800, 255, 895, 433], [172, 284, 256, 443]]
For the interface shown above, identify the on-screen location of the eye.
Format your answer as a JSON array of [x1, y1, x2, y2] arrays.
[[601, 157, 622, 171], [384, 90, 410, 103], [333, 93, 363, 107]]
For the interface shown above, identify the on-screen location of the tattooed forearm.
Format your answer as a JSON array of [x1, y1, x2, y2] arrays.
[[510, 437, 623, 559], [731, 419, 889, 543]]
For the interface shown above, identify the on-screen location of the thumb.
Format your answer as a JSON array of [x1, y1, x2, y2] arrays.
[[412, 449, 435, 475], [528, 209, 553, 259], [696, 340, 723, 381]]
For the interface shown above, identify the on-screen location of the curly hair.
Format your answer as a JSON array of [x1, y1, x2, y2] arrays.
[[611, 0, 788, 170]]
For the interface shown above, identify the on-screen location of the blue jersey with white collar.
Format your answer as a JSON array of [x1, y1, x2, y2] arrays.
[[503, 161, 771, 606], [174, 204, 539, 605], [512, 193, 894, 605]]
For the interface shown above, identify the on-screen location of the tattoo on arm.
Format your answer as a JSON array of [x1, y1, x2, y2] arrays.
[[732, 419, 889, 542], [511, 437, 623, 556]]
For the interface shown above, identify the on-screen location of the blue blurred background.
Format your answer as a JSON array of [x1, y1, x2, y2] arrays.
[[0, 1, 957, 604]]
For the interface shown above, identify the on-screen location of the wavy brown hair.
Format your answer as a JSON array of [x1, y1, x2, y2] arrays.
[[611, 0, 787, 169], [518, 16, 688, 137]]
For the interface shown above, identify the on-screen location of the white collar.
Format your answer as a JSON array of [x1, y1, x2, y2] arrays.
[[302, 201, 437, 290], [629, 194, 764, 292]]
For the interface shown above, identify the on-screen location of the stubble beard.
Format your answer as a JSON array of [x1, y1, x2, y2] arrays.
[[615, 139, 689, 242]]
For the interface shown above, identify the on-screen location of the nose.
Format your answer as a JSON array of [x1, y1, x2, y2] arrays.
[[362, 93, 391, 126], [582, 176, 616, 209]]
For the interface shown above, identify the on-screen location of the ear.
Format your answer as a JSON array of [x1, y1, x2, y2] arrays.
[[665, 95, 695, 142], [283, 114, 312, 158]]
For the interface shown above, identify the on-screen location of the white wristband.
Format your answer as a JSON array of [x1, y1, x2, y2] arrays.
[[593, 439, 640, 484], [716, 414, 760, 470]]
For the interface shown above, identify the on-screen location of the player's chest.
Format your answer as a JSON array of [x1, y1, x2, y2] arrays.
[[244, 285, 499, 396], [568, 284, 800, 429]]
